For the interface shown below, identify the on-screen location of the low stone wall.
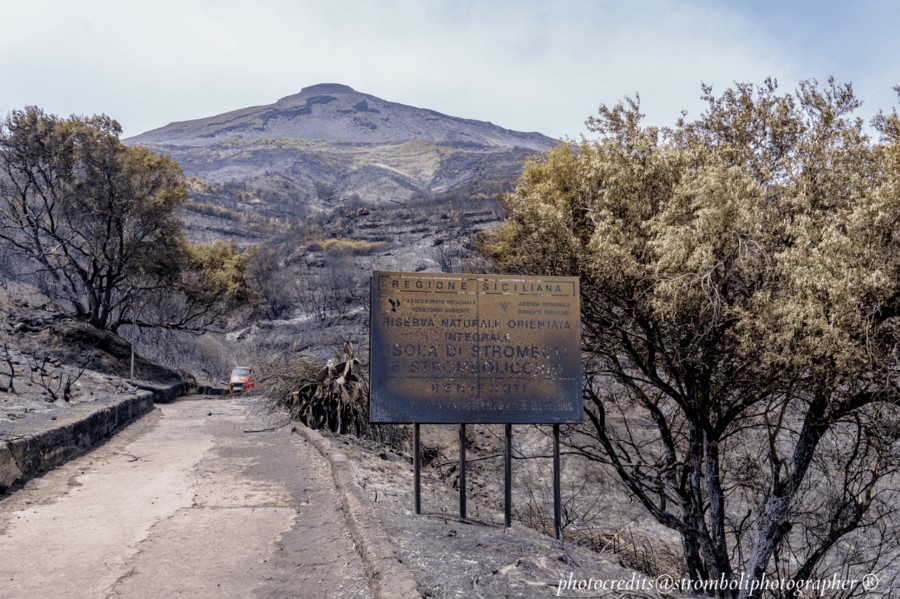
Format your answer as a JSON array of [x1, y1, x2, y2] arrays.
[[134, 381, 191, 403], [0, 381, 188, 492], [188, 384, 228, 397]]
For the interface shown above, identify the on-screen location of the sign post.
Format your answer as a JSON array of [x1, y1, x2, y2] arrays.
[[553, 424, 561, 539], [459, 423, 467, 519], [413, 423, 421, 515], [505, 423, 512, 528], [369, 271, 582, 530]]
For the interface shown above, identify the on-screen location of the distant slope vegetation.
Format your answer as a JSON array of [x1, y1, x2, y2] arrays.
[[127, 84, 557, 242]]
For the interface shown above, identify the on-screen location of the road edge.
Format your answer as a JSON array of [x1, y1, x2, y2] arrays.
[[296, 424, 422, 599]]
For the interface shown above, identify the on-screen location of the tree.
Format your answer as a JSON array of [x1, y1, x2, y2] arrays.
[[482, 79, 900, 597], [0, 107, 251, 332], [243, 244, 296, 319]]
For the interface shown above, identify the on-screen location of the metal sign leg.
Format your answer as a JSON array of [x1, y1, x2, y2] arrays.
[[414, 423, 421, 515], [553, 424, 561, 540], [505, 424, 512, 528], [459, 423, 467, 520]]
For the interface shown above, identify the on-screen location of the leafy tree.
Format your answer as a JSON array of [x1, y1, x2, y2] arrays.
[[482, 79, 900, 597], [182, 239, 253, 301], [0, 107, 251, 332]]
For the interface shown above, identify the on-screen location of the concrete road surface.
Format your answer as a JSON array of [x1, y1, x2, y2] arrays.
[[0, 396, 373, 599]]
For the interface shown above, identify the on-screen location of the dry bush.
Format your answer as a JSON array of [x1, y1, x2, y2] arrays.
[[255, 353, 321, 405], [138, 329, 233, 383], [294, 258, 367, 324], [263, 344, 366, 433], [258, 344, 410, 450]]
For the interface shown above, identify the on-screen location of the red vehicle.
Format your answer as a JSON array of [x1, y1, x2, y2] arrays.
[[229, 366, 254, 393]]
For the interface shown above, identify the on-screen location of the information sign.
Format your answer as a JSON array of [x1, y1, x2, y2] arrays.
[[369, 271, 583, 423]]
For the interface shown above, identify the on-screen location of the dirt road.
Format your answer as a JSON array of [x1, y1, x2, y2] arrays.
[[0, 396, 373, 599]]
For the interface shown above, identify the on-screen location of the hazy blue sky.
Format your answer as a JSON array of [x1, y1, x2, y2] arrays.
[[2, 0, 898, 139]]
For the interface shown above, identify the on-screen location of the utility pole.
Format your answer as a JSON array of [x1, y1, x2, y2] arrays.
[[129, 273, 142, 382]]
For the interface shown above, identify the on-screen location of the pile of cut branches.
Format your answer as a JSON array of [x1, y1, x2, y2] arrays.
[[259, 344, 369, 436]]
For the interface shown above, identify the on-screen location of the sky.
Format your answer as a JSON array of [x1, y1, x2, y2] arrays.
[[2, 0, 899, 140]]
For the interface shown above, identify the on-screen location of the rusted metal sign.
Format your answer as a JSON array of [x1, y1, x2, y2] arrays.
[[369, 271, 583, 424]]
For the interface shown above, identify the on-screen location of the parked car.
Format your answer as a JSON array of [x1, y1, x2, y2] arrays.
[[229, 366, 254, 393]]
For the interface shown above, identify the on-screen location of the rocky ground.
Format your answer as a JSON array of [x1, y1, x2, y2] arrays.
[[333, 429, 655, 598]]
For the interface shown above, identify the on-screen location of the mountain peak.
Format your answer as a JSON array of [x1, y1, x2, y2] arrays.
[[275, 83, 358, 105], [297, 83, 356, 95], [128, 85, 556, 150]]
